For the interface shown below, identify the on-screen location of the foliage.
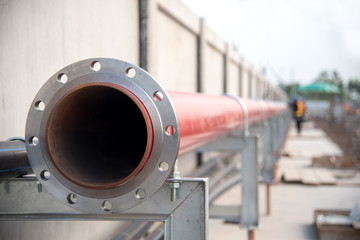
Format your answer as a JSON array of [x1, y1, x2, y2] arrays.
[[348, 78, 360, 101], [348, 78, 360, 93], [280, 70, 359, 102], [314, 70, 345, 100]]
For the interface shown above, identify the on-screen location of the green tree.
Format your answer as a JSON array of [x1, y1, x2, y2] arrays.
[[348, 78, 360, 101], [348, 78, 360, 93], [315, 70, 345, 100], [317, 71, 330, 82], [314, 70, 346, 120]]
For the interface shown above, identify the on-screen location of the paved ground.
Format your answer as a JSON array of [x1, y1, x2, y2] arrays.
[[209, 122, 360, 240]]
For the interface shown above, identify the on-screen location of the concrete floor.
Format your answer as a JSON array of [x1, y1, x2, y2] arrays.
[[209, 122, 360, 240]]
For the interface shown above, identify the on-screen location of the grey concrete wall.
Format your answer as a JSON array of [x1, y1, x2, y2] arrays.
[[226, 48, 241, 96], [0, 0, 287, 239], [227, 60, 240, 96], [241, 62, 251, 99], [0, 0, 287, 141], [203, 44, 225, 95], [155, 0, 199, 92], [202, 25, 226, 95], [0, 0, 139, 140]]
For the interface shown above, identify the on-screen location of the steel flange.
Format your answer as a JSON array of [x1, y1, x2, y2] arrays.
[[25, 58, 180, 213]]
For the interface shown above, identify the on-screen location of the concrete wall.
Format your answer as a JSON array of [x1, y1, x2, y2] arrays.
[[0, 0, 287, 141], [201, 25, 226, 95], [241, 62, 251, 99], [0, 0, 288, 239], [155, 0, 199, 92], [0, 0, 139, 140], [226, 48, 241, 96]]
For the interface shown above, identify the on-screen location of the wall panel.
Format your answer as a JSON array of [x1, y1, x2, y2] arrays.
[[0, 0, 139, 139]]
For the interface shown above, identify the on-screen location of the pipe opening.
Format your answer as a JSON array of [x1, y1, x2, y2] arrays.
[[46, 84, 153, 189]]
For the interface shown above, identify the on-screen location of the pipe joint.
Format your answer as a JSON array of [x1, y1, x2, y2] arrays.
[[25, 58, 180, 213]]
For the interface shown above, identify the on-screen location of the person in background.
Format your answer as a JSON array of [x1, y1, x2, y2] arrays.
[[290, 96, 306, 135]]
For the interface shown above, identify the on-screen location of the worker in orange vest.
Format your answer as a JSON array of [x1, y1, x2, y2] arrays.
[[291, 97, 306, 135]]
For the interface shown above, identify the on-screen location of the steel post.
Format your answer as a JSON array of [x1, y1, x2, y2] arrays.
[[262, 119, 273, 183], [248, 229, 255, 240], [262, 118, 276, 216], [241, 135, 259, 229], [266, 183, 271, 216]]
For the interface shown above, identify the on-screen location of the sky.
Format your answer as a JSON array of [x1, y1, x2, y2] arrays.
[[182, 0, 360, 85]]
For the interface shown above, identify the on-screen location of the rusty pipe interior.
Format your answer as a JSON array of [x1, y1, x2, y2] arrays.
[[46, 84, 153, 189]]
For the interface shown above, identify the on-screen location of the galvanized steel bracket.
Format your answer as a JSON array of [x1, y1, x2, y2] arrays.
[[0, 177, 209, 240]]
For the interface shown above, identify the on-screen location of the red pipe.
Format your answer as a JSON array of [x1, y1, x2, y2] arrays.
[[24, 58, 290, 213], [168, 91, 288, 156]]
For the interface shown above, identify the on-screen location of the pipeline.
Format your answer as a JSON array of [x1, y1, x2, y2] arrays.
[[0, 140, 32, 179], [2, 58, 288, 213], [171, 92, 287, 155]]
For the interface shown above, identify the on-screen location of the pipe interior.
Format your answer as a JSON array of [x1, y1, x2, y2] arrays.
[[46, 85, 151, 189]]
